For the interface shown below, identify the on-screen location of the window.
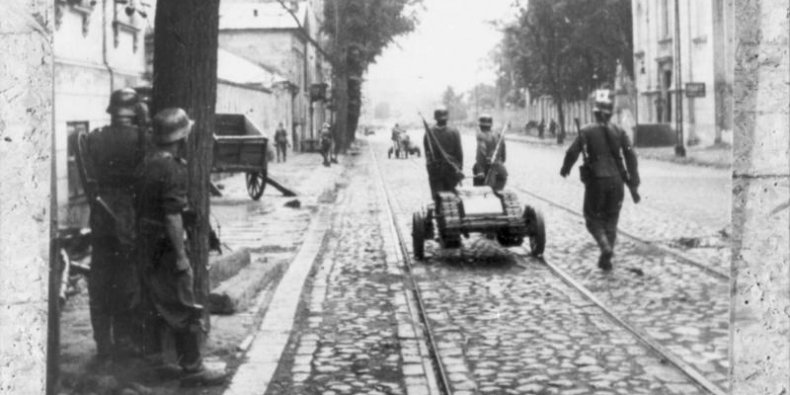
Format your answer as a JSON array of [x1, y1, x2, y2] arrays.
[[67, 121, 89, 201]]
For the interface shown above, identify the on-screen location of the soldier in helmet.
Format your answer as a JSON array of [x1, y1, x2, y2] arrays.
[[473, 114, 508, 190], [560, 89, 640, 271], [135, 108, 227, 386], [423, 107, 464, 197], [79, 87, 148, 362]]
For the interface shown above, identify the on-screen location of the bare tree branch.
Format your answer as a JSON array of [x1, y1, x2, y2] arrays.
[[275, 0, 336, 65]]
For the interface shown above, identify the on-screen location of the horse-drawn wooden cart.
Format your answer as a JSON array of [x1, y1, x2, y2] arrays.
[[213, 114, 271, 200]]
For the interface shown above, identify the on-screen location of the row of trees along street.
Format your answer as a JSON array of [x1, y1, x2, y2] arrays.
[[493, 0, 633, 136], [150, 0, 419, 332]]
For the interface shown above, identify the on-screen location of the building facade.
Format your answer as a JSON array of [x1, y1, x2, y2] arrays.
[[631, 0, 733, 146], [219, 1, 332, 151], [54, 0, 150, 228]]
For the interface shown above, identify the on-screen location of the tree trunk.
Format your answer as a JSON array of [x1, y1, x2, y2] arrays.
[[554, 94, 566, 144], [152, 0, 220, 334], [332, 69, 350, 153]]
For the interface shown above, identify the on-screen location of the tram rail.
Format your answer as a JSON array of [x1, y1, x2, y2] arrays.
[[369, 139, 727, 395]]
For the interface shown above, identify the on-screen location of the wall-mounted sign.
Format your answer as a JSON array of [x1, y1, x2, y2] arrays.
[[685, 82, 705, 98]]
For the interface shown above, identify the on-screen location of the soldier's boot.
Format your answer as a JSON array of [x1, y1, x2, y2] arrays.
[[176, 331, 227, 387], [591, 228, 613, 271]]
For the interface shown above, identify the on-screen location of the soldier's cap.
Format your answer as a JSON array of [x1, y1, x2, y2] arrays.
[[152, 108, 194, 144], [478, 114, 493, 125], [107, 87, 139, 117], [434, 107, 449, 121]]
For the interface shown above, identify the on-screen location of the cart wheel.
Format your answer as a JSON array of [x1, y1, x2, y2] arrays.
[[524, 206, 546, 257], [246, 170, 267, 200], [412, 211, 426, 260]]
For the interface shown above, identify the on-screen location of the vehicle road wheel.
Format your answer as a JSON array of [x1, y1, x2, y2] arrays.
[[412, 211, 426, 260], [246, 170, 267, 200], [524, 206, 546, 257]]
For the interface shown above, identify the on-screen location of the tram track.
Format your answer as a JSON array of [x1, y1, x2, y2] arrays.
[[369, 139, 727, 395]]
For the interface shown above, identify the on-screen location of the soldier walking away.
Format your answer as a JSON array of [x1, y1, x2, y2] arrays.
[[423, 107, 464, 198], [135, 108, 227, 386], [78, 88, 147, 363], [473, 114, 508, 190], [274, 122, 289, 163], [560, 89, 640, 271], [320, 122, 334, 167]]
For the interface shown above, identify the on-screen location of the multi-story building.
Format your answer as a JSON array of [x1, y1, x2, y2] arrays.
[[219, 0, 332, 151], [631, 0, 733, 146], [54, 0, 151, 227]]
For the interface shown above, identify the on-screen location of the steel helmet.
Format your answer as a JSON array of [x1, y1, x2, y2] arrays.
[[434, 107, 449, 121], [152, 108, 194, 144], [478, 114, 493, 127], [592, 89, 614, 115], [106, 88, 139, 117]]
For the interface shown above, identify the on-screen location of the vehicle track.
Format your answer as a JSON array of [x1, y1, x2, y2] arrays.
[[370, 140, 726, 395]]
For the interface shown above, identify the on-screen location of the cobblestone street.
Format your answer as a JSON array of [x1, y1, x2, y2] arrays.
[[224, 135, 729, 394]]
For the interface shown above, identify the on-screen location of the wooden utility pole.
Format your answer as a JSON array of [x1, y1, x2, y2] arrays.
[[152, 0, 221, 333]]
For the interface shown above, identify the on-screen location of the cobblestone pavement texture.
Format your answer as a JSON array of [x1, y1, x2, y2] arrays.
[[371, 133, 727, 392], [265, 147, 414, 395], [254, 138, 719, 394]]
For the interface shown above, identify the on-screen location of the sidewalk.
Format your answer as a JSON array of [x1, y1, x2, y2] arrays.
[[57, 147, 351, 395], [506, 132, 732, 169]]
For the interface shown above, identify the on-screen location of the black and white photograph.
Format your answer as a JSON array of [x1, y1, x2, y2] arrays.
[[0, 0, 788, 394]]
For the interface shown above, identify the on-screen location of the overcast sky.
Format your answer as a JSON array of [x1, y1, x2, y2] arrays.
[[363, 0, 518, 121]]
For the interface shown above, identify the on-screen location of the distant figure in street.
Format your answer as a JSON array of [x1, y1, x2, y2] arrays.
[[320, 122, 334, 167], [549, 119, 557, 137], [79, 87, 146, 363], [538, 118, 546, 139], [473, 114, 507, 190], [560, 89, 640, 271], [274, 122, 289, 163], [423, 107, 463, 197], [135, 108, 227, 386]]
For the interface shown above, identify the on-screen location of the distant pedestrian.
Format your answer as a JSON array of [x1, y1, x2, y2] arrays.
[[320, 123, 334, 167], [538, 118, 545, 139], [549, 119, 557, 137], [79, 88, 146, 363], [274, 122, 289, 162], [135, 108, 227, 386], [560, 89, 640, 271]]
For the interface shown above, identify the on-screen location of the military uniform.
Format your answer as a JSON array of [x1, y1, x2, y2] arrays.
[[424, 124, 463, 196], [473, 128, 507, 190], [136, 148, 205, 371], [81, 118, 147, 358], [275, 126, 288, 162], [561, 121, 639, 268], [320, 127, 333, 166]]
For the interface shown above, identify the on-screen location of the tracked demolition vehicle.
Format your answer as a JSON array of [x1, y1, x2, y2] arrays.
[[411, 186, 546, 259]]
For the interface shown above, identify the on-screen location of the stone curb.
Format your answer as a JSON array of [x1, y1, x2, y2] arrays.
[[222, 206, 332, 395], [208, 248, 251, 286], [208, 255, 287, 315]]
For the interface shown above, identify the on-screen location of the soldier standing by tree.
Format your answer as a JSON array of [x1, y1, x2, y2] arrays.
[[78, 88, 147, 363], [423, 107, 464, 198], [135, 108, 226, 386], [560, 89, 640, 271]]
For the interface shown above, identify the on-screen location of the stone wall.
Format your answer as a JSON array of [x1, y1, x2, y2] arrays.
[[0, 1, 54, 393], [731, 0, 790, 393]]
